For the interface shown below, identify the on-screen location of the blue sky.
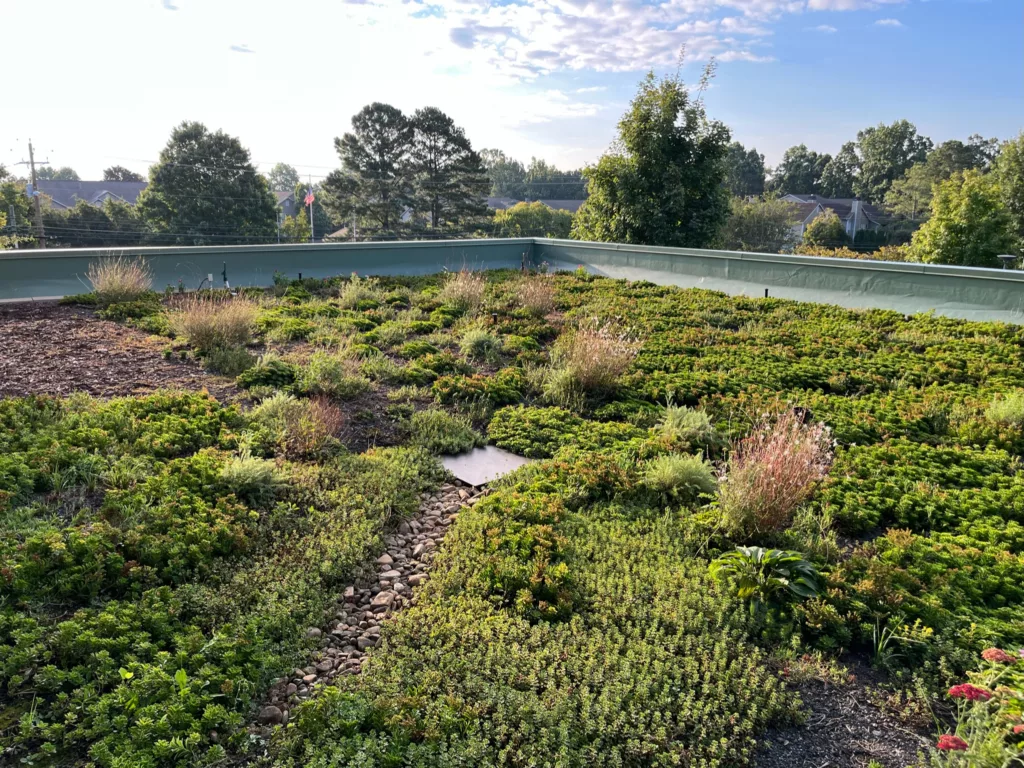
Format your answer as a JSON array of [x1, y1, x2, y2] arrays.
[[2, 0, 1020, 181]]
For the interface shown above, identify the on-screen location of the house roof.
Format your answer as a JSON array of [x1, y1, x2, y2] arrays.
[[275, 191, 295, 204], [37, 180, 148, 209], [781, 194, 884, 224], [790, 201, 820, 223]]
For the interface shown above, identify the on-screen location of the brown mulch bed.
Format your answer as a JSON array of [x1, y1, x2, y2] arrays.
[[0, 301, 238, 401], [757, 659, 931, 768]]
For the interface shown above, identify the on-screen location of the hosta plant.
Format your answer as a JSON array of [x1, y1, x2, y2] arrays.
[[709, 546, 821, 616]]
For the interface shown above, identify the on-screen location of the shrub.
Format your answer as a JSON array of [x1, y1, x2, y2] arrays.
[[399, 340, 439, 359], [204, 345, 255, 377], [719, 411, 834, 537], [549, 323, 640, 393], [219, 449, 285, 506], [86, 256, 153, 304], [460, 327, 503, 361], [709, 546, 821, 616], [235, 354, 298, 389], [283, 397, 345, 459], [986, 391, 1024, 428], [170, 296, 257, 353], [644, 453, 717, 502], [295, 351, 372, 399], [658, 403, 717, 447], [515, 276, 556, 317], [407, 408, 483, 454], [337, 273, 382, 309], [438, 268, 486, 314]]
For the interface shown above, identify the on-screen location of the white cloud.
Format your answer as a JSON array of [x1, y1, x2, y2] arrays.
[[575, 86, 606, 93], [807, 0, 904, 10], [812, 24, 838, 32], [875, 17, 903, 25], [229, 44, 255, 53]]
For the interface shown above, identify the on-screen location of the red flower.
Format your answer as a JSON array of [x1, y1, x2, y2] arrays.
[[948, 684, 993, 701], [981, 648, 1016, 663], [1013, 724, 1024, 735], [937, 734, 969, 751]]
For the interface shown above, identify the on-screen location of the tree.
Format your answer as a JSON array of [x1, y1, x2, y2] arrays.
[[480, 149, 527, 198], [719, 196, 799, 253], [854, 120, 932, 203], [993, 132, 1024, 250], [911, 171, 1015, 267], [767, 145, 831, 196], [103, 166, 144, 182], [885, 138, 993, 220], [322, 103, 413, 235], [36, 166, 80, 181], [267, 163, 301, 193], [493, 201, 573, 239], [819, 142, 858, 198], [408, 107, 490, 232], [571, 68, 731, 248], [722, 142, 765, 197], [0, 180, 33, 242], [802, 208, 849, 247], [280, 214, 311, 243], [137, 121, 278, 245], [523, 158, 586, 199]]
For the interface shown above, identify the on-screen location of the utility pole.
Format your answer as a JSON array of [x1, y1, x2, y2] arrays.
[[15, 140, 49, 249]]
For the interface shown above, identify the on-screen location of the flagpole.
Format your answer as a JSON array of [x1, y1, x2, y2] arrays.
[[308, 175, 314, 243]]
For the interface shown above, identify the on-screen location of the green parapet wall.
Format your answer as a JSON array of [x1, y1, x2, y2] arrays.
[[3, 237, 1024, 324], [0, 239, 535, 300]]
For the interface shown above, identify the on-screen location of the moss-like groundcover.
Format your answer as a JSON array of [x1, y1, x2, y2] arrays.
[[2, 268, 1023, 766]]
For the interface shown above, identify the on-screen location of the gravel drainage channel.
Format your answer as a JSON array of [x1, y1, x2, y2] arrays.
[[254, 480, 484, 730]]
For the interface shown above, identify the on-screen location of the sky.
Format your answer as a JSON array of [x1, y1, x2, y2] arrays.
[[2, 0, 1021, 183]]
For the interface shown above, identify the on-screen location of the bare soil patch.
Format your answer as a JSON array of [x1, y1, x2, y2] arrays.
[[0, 301, 238, 401], [758, 659, 930, 768]]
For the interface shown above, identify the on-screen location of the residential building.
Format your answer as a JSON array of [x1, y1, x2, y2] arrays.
[[36, 180, 148, 210], [782, 194, 885, 240]]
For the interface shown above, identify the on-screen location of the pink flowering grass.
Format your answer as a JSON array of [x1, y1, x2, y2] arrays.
[[719, 410, 834, 536]]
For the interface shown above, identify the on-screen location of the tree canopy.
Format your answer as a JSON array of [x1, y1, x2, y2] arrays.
[[493, 201, 573, 239], [819, 142, 858, 198], [137, 121, 278, 245], [408, 107, 490, 231], [911, 170, 1015, 267], [323, 103, 413, 235], [571, 68, 730, 248], [36, 166, 80, 181], [103, 166, 145, 182], [853, 120, 932, 203], [719, 196, 798, 253], [722, 142, 766, 197], [993, 132, 1024, 251], [267, 163, 301, 193], [480, 150, 526, 198], [885, 138, 995, 220], [767, 145, 831, 196], [802, 208, 849, 247]]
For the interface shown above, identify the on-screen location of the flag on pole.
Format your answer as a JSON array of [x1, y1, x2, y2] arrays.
[[304, 189, 315, 206]]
